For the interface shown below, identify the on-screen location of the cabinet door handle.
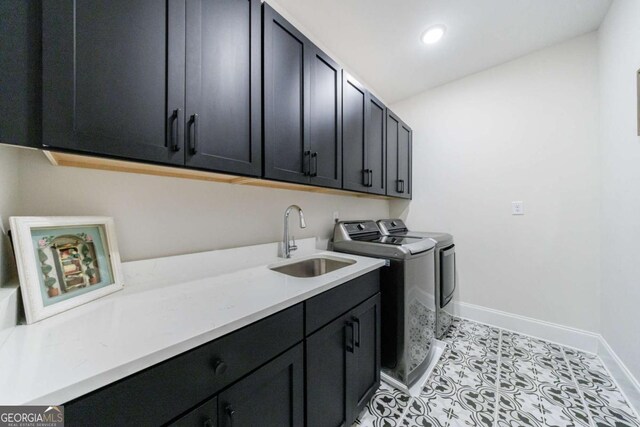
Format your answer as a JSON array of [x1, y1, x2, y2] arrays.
[[362, 169, 369, 187], [303, 150, 311, 176], [368, 170, 373, 187], [188, 113, 199, 154], [310, 152, 318, 177], [345, 321, 355, 353], [397, 179, 405, 193], [226, 405, 236, 427], [170, 109, 181, 152], [352, 316, 361, 347]]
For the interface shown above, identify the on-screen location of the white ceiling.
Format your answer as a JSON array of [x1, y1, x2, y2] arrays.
[[272, 0, 612, 104]]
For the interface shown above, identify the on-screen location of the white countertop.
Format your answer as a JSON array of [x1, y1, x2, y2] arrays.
[[0, 238, 384, 405]]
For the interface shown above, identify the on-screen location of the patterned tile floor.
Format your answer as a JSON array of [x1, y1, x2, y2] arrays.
[[354, 317, 640, 427]]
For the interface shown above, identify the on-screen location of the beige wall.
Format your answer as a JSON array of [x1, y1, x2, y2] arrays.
[[16, 150, 389, 261], [390, 33, 601, 332], [0, 145, 20, 286], [598, 0, 640, 381]]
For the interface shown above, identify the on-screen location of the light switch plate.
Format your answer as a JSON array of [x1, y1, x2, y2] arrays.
[[512, 201, 524, 215]]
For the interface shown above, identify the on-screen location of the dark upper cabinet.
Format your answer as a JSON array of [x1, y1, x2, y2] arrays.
[[308, 47, 342, 189], [184, 0, 261, 176], [32, 0, 412, 197], [386, 110, 412, 199], [42, 0, 261, 175], [263, 4, 310, 184], [0, 1, 42, 148], [42, 0, 186, 165], [342, 72, 368, 192], [398, 121, 412, 199], [218, 343, 304, 427], [366, 94, 387, 195], [263, 4, 342, 188], [342, 73, 387, 195]]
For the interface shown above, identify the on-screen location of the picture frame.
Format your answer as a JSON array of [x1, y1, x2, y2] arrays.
[[9, 216, 124, 324]]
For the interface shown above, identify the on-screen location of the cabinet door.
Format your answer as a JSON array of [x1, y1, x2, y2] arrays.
[[347, 294, 382, 422], [42, 0, 185, 165], [308, 46, 342, 189], [386, 110, 400, 197], [170, 396, 217, 427], [342, 72, 368, 192], [0, 1, 41, 148], [263, 4, 310, 184], [184, 0, 261, 176], [218, 343, 304, 427], [306, 311, 353, 427], [366, 94, 386, 195], [398, 122, 412, 199]]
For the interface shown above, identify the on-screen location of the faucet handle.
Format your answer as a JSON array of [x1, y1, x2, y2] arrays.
[[290, 235, 298, 252]]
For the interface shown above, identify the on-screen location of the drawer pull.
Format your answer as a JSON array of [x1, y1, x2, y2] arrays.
[[212, 359, 227, 375]]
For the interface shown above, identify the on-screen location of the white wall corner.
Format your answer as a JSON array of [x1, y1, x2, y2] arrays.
[[453, 300, 640, 416], [453, 301, 601, 352], [598, 337, 640, 417]]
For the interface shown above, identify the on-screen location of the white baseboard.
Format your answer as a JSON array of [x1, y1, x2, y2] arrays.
[[452, 301, 600, 352], [452, 300, 640, 416], [598, 337, 640, 417]]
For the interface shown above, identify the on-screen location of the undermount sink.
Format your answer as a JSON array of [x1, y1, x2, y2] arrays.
[[270, 256, 356, 278]]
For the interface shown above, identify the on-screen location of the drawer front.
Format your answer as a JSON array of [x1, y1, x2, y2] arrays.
[[305, 270, 380, 335], [170, 396, 217, 427], [65, 304, 304, 427]]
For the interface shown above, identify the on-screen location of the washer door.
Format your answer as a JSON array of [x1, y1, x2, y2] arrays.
[[440, 244, 456, 308]]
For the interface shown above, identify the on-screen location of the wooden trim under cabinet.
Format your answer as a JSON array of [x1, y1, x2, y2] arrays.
[[44, 151, 392, 200]]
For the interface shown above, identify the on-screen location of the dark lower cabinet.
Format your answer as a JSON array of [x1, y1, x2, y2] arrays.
[[306, 311, 351, 427], [171, 397, 218, 427], [307, 293, 381, 427], [65, 304, 304, 426], [386, 110, 412, 199], [184, 0, 262, 176], [218, 344, 304, 427], [63, 271, 382, 427], [349, 294, 382, 418]]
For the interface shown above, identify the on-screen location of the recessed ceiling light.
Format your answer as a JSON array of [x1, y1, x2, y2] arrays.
[[421, 25, 446, 45]]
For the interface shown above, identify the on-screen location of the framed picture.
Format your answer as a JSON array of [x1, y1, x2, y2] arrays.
[[9, 216, 124, 324]]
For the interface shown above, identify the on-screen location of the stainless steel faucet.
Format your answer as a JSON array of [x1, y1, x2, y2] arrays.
[[280, 205, 307, 258]]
